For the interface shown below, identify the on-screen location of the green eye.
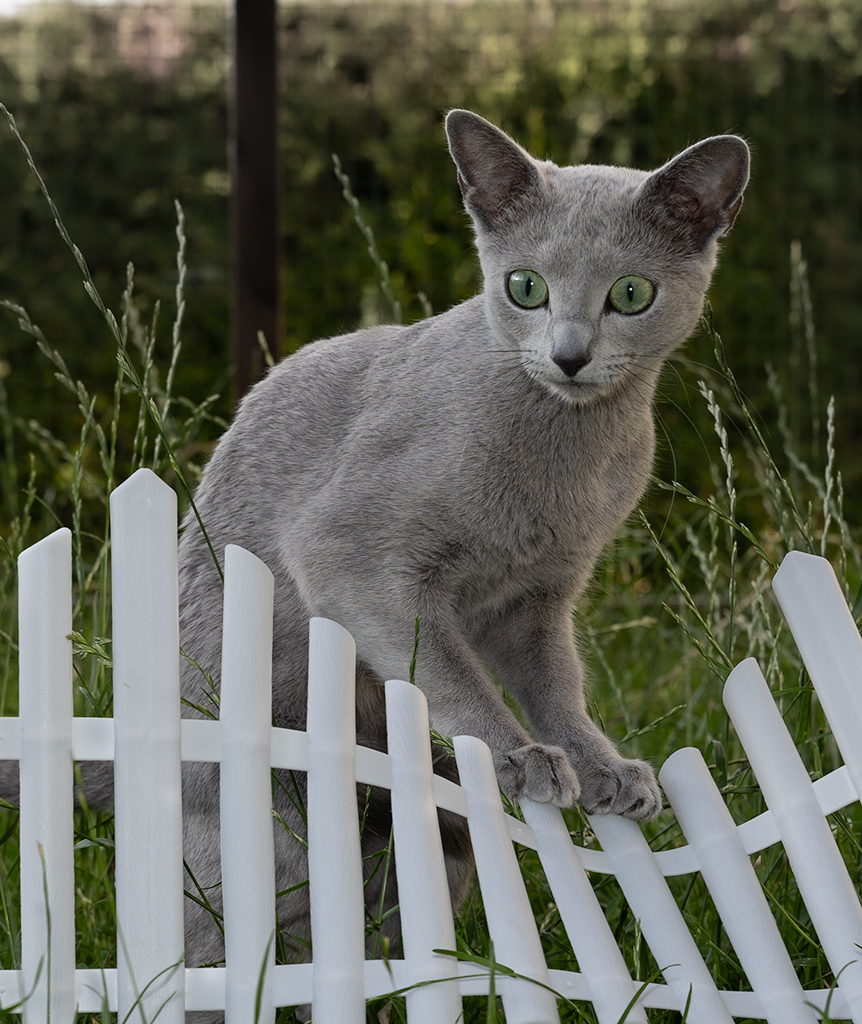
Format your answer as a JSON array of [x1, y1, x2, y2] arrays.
[[609, 276, 655, 314], [507, 270, 549, 309]]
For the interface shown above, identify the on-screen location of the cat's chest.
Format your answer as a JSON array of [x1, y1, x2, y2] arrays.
[[484, 396, 650, 528], [442, 401, 654, 601]]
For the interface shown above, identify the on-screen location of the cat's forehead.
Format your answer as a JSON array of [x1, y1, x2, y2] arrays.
[[494, 162, 653, 266], [543, 162, 648, 230]]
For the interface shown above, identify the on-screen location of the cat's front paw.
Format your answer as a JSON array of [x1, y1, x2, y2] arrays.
[[495, 743, 580, 807], [577, 754, 661, 821]]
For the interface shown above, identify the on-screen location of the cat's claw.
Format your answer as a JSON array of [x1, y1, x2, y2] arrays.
[[576, 755, 662, 821], [496, 743, 580, 807]]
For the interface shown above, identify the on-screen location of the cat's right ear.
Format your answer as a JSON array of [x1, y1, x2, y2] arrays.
[[445, 110, 543, 230]]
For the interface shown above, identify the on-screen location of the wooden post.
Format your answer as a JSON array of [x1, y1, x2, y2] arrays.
[[230, 0, 281, 403]]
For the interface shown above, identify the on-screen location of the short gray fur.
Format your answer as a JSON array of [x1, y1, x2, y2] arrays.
[[177, 112, 748, 1019], [6, 111, 751, 1021]]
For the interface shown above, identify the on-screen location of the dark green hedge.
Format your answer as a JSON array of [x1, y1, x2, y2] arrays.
[[2, 0, 862, 519]]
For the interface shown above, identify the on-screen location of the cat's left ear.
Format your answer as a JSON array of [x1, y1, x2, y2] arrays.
[[639, 136, 750, 250]]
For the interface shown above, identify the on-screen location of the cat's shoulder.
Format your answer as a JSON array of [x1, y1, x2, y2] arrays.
[[257, 295, 487, 390]]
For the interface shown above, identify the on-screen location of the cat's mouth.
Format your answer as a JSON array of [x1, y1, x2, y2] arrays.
[[530, 363, 612, 405], [515, 348, 628, 404]]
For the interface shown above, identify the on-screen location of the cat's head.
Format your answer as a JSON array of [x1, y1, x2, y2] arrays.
[[446, 110, 749, 405]]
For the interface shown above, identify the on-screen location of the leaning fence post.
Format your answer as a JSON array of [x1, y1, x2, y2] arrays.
[[220, 544, 276, 1023], [18, 528, 75, 1023], [111, 469, 185, 1022], [307, 617, 365, 1023], [588, 813, 735, 1024], [520, 797, 648, 1024], [724, 658, 862, 1023], [660, 746, 819, 1024], [772, 551, 862, 802]]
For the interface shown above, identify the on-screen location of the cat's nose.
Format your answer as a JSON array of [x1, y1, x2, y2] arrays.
[[551, 320, 593, 378], [553, 353, 592, 378]]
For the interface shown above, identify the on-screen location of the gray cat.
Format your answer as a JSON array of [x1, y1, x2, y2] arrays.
[[176, 110, 748, 1015]]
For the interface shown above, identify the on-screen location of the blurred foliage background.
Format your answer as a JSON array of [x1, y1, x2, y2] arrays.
[[1, 0, 862, 526]]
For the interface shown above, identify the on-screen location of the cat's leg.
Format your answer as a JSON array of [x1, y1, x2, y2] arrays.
[[370, 615, 580, 808], [476, 600, 662, 821]]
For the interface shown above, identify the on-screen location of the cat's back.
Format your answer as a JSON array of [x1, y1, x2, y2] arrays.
[[214, 295, 491, 466], [183, 298, 491, 555]]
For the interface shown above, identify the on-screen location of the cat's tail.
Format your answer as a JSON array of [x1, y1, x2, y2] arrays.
[[0, 760, 114, 809], [0, 760, 17, 804]]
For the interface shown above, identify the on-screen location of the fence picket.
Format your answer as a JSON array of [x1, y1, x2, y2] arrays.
[[110, 469, 185, 1022], [588, 812, 735, 1024], [17, 527, 75, 1023], [306, 616, 365, 1023], [724, 657, 862, 1023], [660, 747, 819, 1024], [385, 679, 463, 1023], [772, 551, 862, 802], [521, 798, 649, 1024], [454, 735, 561, 1024], [220, 545, 276, 1023]]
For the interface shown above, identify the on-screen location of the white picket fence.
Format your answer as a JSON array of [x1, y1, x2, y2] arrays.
[[3, 466, 862, 1021]]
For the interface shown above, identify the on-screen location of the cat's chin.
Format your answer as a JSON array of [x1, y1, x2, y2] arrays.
[[528, 370, 616, 407]]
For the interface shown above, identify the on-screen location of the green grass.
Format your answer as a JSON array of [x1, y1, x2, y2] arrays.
[[0, 112, 860, 1024]]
